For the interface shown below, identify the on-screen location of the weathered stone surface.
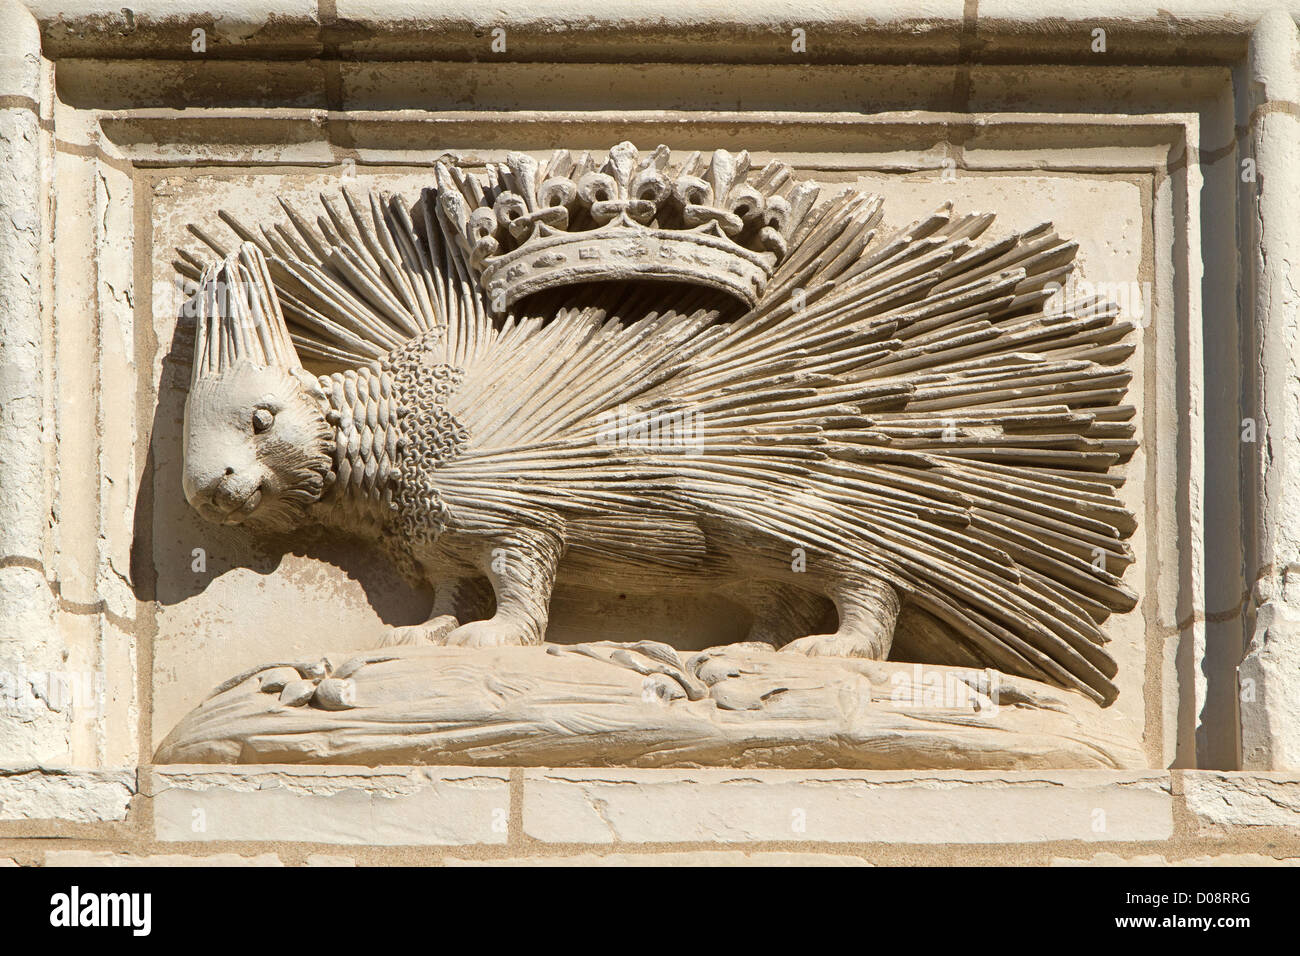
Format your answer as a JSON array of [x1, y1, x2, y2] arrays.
[[1240, 10, 1300, 772], [522, 770, 1173, 844], [1184, 772, 1300, 833], [0, 0, 62, 768], [1052, 852, 1300, 866], [1240, 601, 1300, 770], [45, 850, 283, 867], [0, 769, 136, 823], [151, 766, 509, 845], [444, 851, 871, 866]]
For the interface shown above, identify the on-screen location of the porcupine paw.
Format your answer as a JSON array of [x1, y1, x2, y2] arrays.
[[780, 632, 885, 660], [380, 614, 460, 647], [442, 617, 538, 648]]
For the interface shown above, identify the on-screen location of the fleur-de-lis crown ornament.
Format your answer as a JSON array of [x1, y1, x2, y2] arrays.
[[434, 142, 820, 313]]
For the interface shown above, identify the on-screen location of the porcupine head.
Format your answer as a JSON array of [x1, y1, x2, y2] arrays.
[[181, 247, 335, 534]]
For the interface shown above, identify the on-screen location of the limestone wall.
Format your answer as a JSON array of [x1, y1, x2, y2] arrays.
[[1, 0, 1299, 865]]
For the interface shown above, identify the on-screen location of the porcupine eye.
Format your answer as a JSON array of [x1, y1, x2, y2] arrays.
[[251, 407, 275, 434]]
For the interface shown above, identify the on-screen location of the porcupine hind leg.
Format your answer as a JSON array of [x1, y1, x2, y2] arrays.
[[440, 527, 563, 648], [717, 580, 833, 648], [382, 575, 493, 647], [781, 568, 901, 660]]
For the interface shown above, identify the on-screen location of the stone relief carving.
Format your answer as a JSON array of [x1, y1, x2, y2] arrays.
[[156, 143, 1140, 768]]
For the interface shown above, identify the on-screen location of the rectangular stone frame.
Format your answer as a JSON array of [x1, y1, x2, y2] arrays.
[[137, 111, 1177, 756], [0, 0, 1296, 863]]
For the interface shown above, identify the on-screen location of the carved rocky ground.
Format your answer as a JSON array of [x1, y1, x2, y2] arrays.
[[163, 143, 1140, 767], [155, 643, 1141, 769]]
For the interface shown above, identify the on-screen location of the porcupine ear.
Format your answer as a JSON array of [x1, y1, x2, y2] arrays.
[[191, 242, 311, 388]]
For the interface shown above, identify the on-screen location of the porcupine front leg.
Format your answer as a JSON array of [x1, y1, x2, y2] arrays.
[[441, 527, 563, 648], [382, 575, 493, 647]]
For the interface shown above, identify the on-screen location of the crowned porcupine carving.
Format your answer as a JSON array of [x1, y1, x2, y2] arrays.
[[175, 143, 1138, 706]]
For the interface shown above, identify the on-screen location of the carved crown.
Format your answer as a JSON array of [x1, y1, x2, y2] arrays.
[[432, 142, 820, 314]]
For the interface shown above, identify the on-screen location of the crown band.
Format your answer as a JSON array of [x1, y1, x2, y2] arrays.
[[481, 217, 773, 311]]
